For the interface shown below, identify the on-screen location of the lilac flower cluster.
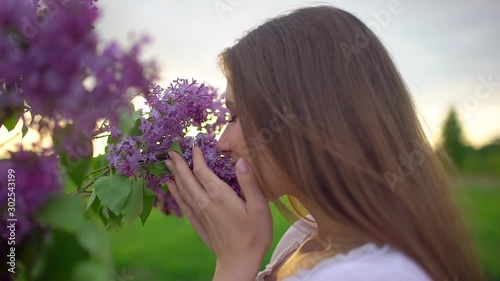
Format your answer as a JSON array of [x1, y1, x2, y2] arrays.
[[106, 79, 239, 216], [0, 150, 61, 242], [183, 133, 240, 195], [139, 79, 228, 152], [0, 0, 156, 155]]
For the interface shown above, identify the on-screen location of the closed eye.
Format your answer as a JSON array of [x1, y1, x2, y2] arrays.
[[228, 116, 238, 123]]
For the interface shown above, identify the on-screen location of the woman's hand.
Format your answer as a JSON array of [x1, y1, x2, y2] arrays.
[[165, 146, 273, 280]]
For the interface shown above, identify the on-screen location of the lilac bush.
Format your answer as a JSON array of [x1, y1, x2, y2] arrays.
[[0, 150, 61, 242], [0, 0, 157, 279], [0, 0, 155, 154]]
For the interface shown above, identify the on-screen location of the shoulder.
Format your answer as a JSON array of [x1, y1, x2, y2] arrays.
[[284, 243, 433, 281], [270, 214, 317, 264], [256, 215, 316, 279]]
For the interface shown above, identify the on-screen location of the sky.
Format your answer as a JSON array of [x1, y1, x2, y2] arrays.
[[92, 0, 500, 147], [1, 0, 499, 153]]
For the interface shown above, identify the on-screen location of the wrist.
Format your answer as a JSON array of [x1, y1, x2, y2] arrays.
[[213, 257, 262, 281]]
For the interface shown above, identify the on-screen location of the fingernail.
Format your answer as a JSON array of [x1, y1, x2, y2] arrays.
[[236, 158, 249, 173], [165, 160, 173, 169], [167, 151, 173, 158]]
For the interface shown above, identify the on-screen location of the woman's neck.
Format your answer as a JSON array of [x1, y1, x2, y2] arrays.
[[298, 197, 373, 249]]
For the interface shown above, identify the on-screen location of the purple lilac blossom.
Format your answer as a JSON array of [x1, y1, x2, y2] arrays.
[[106, 136, 146, 177], [0, 150, 61, 242], [106, 79, 240, 216]]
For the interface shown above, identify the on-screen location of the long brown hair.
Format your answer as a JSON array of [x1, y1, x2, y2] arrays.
[[218, 5, 484, 281]]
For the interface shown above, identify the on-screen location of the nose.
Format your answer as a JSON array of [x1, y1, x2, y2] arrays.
[[216, 127, 231, 153]]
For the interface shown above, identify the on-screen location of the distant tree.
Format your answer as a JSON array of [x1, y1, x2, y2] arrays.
[[441, 107, 467, 170]]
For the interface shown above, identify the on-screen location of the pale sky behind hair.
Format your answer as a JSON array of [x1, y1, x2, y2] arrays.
[[94, 0, 499, 147]]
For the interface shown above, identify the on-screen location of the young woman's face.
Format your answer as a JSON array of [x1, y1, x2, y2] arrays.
[[216, 83, 289, 202]]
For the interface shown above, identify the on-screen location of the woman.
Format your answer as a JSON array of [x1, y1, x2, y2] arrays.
[[164, 5, 484, 281]]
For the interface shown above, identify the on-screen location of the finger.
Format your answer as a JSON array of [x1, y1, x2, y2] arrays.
[[166, 178, 197, 217], [165, 160, 196, 206], [192, 146, 234, 200], [235, 158, 269, 214], [168, 180, 212, 244], [167, 151, 212, 211]]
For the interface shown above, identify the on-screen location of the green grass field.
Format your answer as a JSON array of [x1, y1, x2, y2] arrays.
[[455, 177, 500, 280], [110, 177, 500, 281], [110, 204, 291, 281]]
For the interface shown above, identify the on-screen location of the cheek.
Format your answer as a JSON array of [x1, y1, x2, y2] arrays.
[[228, 123, 289, 201], [262, 170, 287, 200], [229, 123, 244, 144], [255, 157, 291, 201], [228, 123, 251, 158]]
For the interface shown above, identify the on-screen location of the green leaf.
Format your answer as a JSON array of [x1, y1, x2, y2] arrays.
[[21, 122, 28, 138], [144, 186, 155, 196], [168, 141, 183, 155], [15, 229, 49, 280], [13, 261, 28, 281], [106, 107, 142, 145], [140, 188, 156, 225], [94, 174, 132, 216], [146, 161, 171, 176], [101, 206, 109, 219], [132, 109, 141, 121], [129, 118, 142, 136], [161, 184, 169, 193], [107, 135, 121, 145], [117, 104, 134, 130], [60, 152, 93, 188], [35, 194, 85, 233], [2, 109, 21, 131], [86, 190, 98, 210], [84, 194, 101, 221], [62, 169, 78, 193], [106, 212, 123, 229], [121, 178, 144, 224], [76, 222, 111, 264], [96, 206, 107, 226], [90, 154, 108, 172], [72, 262, 109, 281], [119, 107, 141, 137], [34, 230, 90, 281], [75, 224, 101, 256], [54, 124, 93, 187]]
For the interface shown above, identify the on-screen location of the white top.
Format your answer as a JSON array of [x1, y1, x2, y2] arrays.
[[256, 215, 433, 281]]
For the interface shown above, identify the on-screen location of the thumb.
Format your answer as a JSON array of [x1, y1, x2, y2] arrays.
[[235, 158, 268, 211]]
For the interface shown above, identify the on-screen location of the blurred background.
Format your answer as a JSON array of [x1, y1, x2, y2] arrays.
[[1, 0, 499, 280], [98, 1, 499, 280]]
